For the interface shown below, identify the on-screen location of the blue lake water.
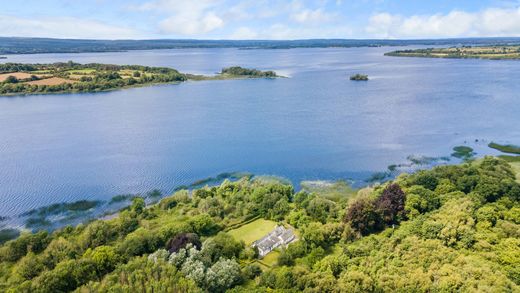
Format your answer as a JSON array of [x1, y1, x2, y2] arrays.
[[1, 47, 520, 224]]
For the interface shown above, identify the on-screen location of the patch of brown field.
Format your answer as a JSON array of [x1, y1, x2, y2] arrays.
[[0, 72, 36, 82], [25, 77, 77, 86]]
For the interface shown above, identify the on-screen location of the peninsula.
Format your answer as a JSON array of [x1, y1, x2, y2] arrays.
[[0, 63, 280, 96], [385, 45, 520, 60]]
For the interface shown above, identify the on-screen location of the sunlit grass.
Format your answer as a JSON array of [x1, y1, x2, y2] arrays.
[[228, 218, 277, 245]]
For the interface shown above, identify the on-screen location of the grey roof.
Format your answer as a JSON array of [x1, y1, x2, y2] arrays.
[[252, 225, 297, 257]]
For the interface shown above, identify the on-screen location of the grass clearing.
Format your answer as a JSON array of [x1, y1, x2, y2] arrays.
[[228, 218, 277, 245], [260, 250, 279, 266]]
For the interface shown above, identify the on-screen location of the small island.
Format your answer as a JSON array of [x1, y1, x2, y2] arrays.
[[385, 45, 520, 60], [350, 73, 369, 81], [0, 63, 280, 96]]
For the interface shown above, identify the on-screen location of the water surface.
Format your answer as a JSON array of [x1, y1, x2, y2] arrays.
[[1, 47, 519, 222]]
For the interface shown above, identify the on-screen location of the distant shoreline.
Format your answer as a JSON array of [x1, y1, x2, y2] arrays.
[[385, 45, 520, 60], [2, 37, 520, 55]]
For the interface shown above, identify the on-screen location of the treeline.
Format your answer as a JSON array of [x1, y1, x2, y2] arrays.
[[0, 157, 518, 292], [221, 66, 277, 78]]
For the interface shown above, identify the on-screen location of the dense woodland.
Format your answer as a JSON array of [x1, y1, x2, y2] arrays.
[[0, 157, 518, 292]]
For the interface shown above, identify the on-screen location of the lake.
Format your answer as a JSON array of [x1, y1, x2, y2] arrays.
[[1, 47, 519, 227]]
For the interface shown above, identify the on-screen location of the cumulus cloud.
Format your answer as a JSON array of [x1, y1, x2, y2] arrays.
[[136, 0, 225, 35], [366, 7, 520, 38], [0, 15, 139, 39]]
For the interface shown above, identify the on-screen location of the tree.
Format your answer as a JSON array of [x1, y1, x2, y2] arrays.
[[166, 233, 201, 254], [4, 75, 18, 83], [206, 258, 242, 292], [375, 183, 407, 225], [344, 197, 382, 235], [84, 245, 121, 275], [130, 196, 146, 215], [14, 252, 44, 280], [188, 213, 219, 235]]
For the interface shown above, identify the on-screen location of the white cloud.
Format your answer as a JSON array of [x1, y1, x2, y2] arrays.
[[366, 7, 520, 38], [160, 12, 224, 35], [291, 8, 337, 23], [229, 27, 259, 39], [137, 0, 225, 35], [0, 15, 139, 39]]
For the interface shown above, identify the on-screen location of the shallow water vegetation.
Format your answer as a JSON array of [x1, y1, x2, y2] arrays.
[[0, 157, 519, 292], [452, 145, 476, 160], [350, 74, 368, 81], [300, 180, 357, 202], [489, 142, 520, 155], [0, 229, 19, 244]]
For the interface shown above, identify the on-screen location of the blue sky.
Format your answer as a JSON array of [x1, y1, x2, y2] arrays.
[[1, 0, 520, 39]]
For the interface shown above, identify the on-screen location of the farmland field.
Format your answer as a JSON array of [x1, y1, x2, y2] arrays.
[[26, 77, 76, 85]]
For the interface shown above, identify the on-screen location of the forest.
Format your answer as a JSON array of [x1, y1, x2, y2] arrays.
[[0, 157, 518, 292]]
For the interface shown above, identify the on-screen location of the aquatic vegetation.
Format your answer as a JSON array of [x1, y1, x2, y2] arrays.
[[489, 142, 520, 155], [188, 172, 253, 189], [300, 180, 357, 201], [25, 217, 52, 229], [253, 175, 292, 185], [406, 155, 450, 165], [0, 229, 19, 244], [109, 194, 137, 204], [451, 145, 475, 160], [366, 171, 392, 182], [349, 73, 368, 81], [387, 164, 398, 172], [21, 200, 102, 218]]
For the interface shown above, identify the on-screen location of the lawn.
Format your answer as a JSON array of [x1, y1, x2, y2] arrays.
[[228, 218, 277, 245], [259, 250, 279, 266]]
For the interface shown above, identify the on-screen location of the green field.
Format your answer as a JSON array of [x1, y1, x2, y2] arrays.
[[259, 250, 279, 266], [228, 218, 277, 245]]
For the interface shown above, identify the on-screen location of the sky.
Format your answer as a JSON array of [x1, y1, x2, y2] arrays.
[[1, 0, 520, 40]]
